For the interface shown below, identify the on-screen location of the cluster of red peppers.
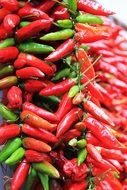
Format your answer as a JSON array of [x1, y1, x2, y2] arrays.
[[0, 0, 127, 189]]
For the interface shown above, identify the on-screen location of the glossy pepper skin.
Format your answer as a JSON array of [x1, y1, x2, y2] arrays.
[[3, 14, 20, 31], [0, 0, 19, 12], [10, 159, 30, 190], [0, 65, 14, 79], [7, 86, 22, 109], [37, 1, 56, 13], [56, 107, 83, 137], [22, 124, 58, 143], [22, 79, 46, 92], [20, 110, 57, 131], [52, 5, 70, 21], [0, 46, 19, 63], [0, 38, 15, 49], [45, 39, 74, 62], [77, 0, 114, 16]]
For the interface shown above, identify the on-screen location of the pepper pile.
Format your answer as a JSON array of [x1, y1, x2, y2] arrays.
[[0, 0, 127, 189]]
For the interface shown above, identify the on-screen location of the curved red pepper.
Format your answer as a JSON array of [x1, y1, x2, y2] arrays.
[[87, 144, 103, 162], [3, 14, 20, 31], [7, 86, 22, 109], [23, 79, 47, 92], [62, 129, 81, 143], [56, 107, 83, 137], [51, 5, 70, 21], [37, 1, 56, 13], [0, 0, 19, 12], [45, 39, 74, 62], [0, 46, 19, 63]]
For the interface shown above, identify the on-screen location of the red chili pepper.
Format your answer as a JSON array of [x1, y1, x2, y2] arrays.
[[0, 124, 20, 141], [22, 124, 58, 143], [63, 158, 88, 181], [109, 78, 127, 93], [23, 102, 58, 122], [74, 121, 86, 131], [51, 5, 70, 21], [0, 28, 10, 40], [20, 110, 57, 131], [87, 144, 103, 162], [10, 159, 30, 190], [0, 8, 10, 22], [83, 100, 115, 126], [115, 62, 127, 76], [22, 79, 47, 92], [23, 137, 51, 153], [62, 129, 81, 143], [3, 14, 20, 31], [7, 86, 22, 109], [37, 1, 56, 13], [16, 19, 52, 42], [0, 0, 19, 12], [77, 0, 114, 16], [72, 92, 84, 105], [86, 132, 101, 146], [108, 159, 123, 172], [23, 92, 33, 102], [0, 46, 19, 63], [56, 107, 83, 138], [25, 150, 51, 163], [55, 93, 73, 121], [18, 4, 50, 20], [40, 78, 77, 96], [14, 53, 54, 76], [45, 39, 74, 62], [85, 117, 124, 150], [16, 67, 45, 79]]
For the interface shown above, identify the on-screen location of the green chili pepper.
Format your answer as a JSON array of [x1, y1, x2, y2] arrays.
[[24, 168, 37, 190], [18, 42, 55, 54], [0, 76, 18, 90], [0, 138, 22, 164], [38, 173, 49, 190], [19, 21, 31, 28], [77, 148, 87, 166], [56, 19, 73, 29], [76, 14, 103, 24], [0, 65, 14, 79], [0, 38, 15, 49], [68, 85, 80, 98], [40, 29, 74, 41], [68, 138, 77, 147], [52, 68, 70, 81], [0, 103, 19, 122], [80, 44, 90, 52], [66, 0, 77, 12], [77, 139, 87, 149], [5, 147, 25, 165], [32, 161, 60, 178]]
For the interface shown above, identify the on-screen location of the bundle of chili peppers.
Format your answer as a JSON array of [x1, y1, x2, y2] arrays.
[[0, 0, 127, 189]]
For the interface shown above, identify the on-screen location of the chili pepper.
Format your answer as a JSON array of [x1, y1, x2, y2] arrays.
[[24, 168, 37, 190], [72, 92, 84, 105], [77, 0, 114, 16], [0, 28, 9, 40], [0, 46, 19, 63], [85, 117, 124, 150], [0, 138, 22, 164], [87, 144, 102, 162], [19, 21, 31, 28], [0, 8, 10, 23], [0, 103, 18, 122], [49, 179, 62, 190], [52, 5, 70, 20], [14, 53, 54, 76], [0, 124, 20, 141], [65, 181, 88, 190], [68, 85, 80, 98], [52, 68, 70, 81], [83, 99, 114, 126], [23, 137, 51, 153], [0, 65, 14, 79], [77, 148, 87, 166], [76, 14, 103, 24], [16, 19, 52, 42], [38, 173, 49, 190], [56, 19, 73, 29], [63, 158, 88, 181], [109, 78, 127, 92], [20, 110, 57, 131], [56, 107, 83, 137], [0, 0, 19, 12], [18, 42, 55, 54], [0, 38, 15, 49], [22, 124, 58, 143], [16, 67, 45, 79], [21, 79, 46, 92], [10, 159, 30, 190], [3, 14, 20, 31], [7, 86, 22, 109], [37, 1, 56, 13], [23, 102, 58, 122], [63, 129, 81, 143], [5, 147, 25, 165], [77, 139, 87, 148], [40, 29, 74, 41], [18, 5, 50, 21], [25, 150, 51, 163], [68, 138, 77, 147], [66, 0, 77, 12], [32, 161, 60, 178], [45, 39, 74, 62], [40, 78, 77, 96], [107, 159, 123, 172]]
